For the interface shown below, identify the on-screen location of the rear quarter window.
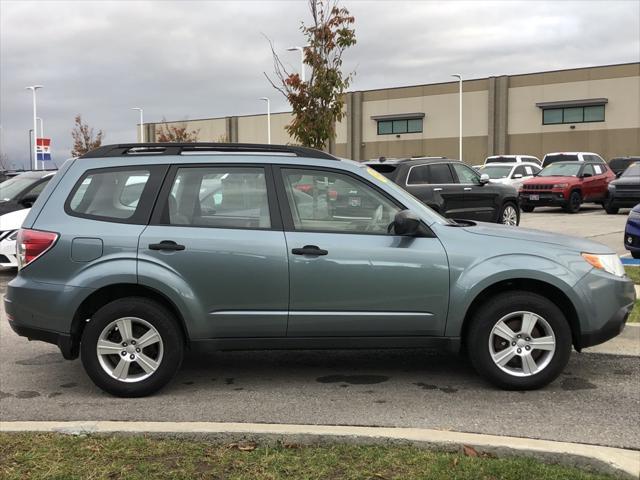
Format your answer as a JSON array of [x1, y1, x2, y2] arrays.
[[65, 166, 166, 224]]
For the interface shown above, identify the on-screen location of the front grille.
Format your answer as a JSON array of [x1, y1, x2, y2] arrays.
[[615, 185, 640, 191], [522, 184, 554, 191]]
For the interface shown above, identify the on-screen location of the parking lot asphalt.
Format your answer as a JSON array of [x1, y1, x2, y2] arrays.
[[520, 205, 629, 255]]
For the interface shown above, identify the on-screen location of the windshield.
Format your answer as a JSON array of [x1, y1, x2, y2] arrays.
[[538, 163, 581, 177], [622, 163, 640, 177], [0, 175, 39, 201], [480, 165, 512, 179], [485, 156, 516, 164]]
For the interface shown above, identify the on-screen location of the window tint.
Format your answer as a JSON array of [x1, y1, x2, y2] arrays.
[[68, 169, 151, 220], [165, 167, 270, 229], [451, 163, 480, 184], [513, 166, 526, 177], [408, 164, 454, 184], [542, 105, 605, 125], [377, 118, 423, 135], [23, 178, 49, 198], [282, 169, 400, 235]]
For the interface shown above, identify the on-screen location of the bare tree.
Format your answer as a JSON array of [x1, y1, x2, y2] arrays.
[[71, 115, 104, 157], [156, 118, 200, 142], [265, 0, 356, 150]]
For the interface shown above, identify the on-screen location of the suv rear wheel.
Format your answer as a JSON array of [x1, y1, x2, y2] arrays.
[[467, 291, 571, 390], [80, 297, 184, 397]]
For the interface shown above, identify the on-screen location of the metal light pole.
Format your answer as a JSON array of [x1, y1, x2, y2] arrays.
[[287, 46, 307, 82], [259, 97, 271, 144], [451, 74, 462, 162], [132, 107, 144, 142], [25, 85, 43, 170], [36, 117, 44, 170]]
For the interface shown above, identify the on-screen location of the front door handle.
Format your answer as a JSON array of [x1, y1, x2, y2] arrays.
[[292, 245, 328, 256], [433, 187, 443, 192], [464, 187, 472, 191], [149, 240, 185, 251]]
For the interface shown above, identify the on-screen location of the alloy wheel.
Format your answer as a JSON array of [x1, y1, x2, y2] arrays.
[[501, 205, 518, 225], [488, 311, 556, 377], [96, 317, 164, 383]]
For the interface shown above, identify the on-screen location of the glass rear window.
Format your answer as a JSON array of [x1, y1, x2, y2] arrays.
[[543, 154, 579, 166], [66, 167, 161, 223], [485, 156, 516, 164]]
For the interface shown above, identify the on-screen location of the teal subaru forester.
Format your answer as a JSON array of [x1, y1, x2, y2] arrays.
[[5, 143, 635, 397]]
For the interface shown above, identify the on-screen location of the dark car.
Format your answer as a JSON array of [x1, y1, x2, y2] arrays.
[[0, 171, 56, 215], [520, 161, 615, 213], [605, 162, 640, 214], [366, 157, 520, 225], [609, 156, 640, 177], [624, 205, 640, 258]]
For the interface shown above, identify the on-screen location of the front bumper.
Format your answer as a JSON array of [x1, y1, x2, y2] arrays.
[[519, 192, 566, 207], [608, 192, 640, 208], [574, 268, 635, 350]]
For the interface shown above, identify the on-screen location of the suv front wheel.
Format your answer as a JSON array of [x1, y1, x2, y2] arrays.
[[467, 291, 571, 390], [498, 202, 520, 226], [80, 297, 184, 397]]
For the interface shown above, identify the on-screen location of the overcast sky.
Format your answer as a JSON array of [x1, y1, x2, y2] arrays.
[[1, 0, 639, 168]]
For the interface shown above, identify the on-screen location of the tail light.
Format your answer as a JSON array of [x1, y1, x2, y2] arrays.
[[16, 228, 58, 269], [328, 189, 338, 200]]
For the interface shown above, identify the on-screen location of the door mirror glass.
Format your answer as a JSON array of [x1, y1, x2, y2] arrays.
[[393, 209, 421, 236], [479, 173, 490, 184]]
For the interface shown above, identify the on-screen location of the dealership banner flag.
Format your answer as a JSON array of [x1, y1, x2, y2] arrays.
[[36, 138, 51, 161]]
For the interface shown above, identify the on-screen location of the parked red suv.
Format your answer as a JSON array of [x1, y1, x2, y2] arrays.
[[519, 161, 614, 213]]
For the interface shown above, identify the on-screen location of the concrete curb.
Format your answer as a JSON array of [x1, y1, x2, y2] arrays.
[[1, 421, 638, 478]]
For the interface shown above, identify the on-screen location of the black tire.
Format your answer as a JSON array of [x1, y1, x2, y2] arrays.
[[497, 202, 520, 226], [466, 291, 572, 390], [563, 191, 581, 213], [521, 205, 535, 213], [604, 198, 619, 214], [80, 297, 184, 397], [632, 252, 640, 259]]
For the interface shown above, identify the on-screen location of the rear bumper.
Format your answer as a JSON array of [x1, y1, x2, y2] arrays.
[[7, 320, 77, 359]]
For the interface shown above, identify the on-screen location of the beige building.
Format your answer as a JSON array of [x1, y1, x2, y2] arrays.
[[143, 62, 640, 164]]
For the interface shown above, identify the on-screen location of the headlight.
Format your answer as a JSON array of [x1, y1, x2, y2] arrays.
[[581, 253, 625, 277], [608, 184, 616, 190], [629, 210, 640, 220], [552, 183, 569, 188]]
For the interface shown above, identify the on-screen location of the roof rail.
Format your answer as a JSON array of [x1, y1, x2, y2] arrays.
[[79, 143, 339, 160]]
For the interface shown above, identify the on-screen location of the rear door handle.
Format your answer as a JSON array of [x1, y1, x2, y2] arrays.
[[464, 187, 472, 191], [433, 187, 443, 192], [149, 240, 185, 251], [291, 245, 328, 256]]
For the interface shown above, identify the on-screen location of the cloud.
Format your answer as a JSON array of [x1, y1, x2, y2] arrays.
[[1, 0, 638, 167]]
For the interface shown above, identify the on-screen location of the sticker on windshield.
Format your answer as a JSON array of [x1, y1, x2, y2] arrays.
[[366, 167, 388, 183]]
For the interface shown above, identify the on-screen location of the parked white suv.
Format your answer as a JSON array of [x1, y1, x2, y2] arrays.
[[0, 208, 29, 268], [542, 152, 606, 168], [478, 162, 541, 190], [485, 155, 541, 166]]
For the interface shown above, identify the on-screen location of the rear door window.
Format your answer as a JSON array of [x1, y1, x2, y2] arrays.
[[161, 167, 271, 230], [408, 164, 455, 184], [66, 166, 165, 223]]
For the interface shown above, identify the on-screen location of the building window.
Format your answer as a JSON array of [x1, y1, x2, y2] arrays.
[[542, 105, 605, 125], [377, 118, 423, 135]]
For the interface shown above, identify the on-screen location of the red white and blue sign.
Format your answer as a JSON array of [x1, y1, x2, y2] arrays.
[[36, 138, 51, 161]]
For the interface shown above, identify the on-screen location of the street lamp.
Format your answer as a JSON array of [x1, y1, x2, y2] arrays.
[[25, 85, 43, 170], [287, 46, 307, 82], [259, 97, 271, 144], [132, 107, 144, 143], [451, 74, 462, 162]]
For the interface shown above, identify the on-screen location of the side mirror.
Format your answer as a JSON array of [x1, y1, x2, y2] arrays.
[[393, 209, 421, 236], [19, 194, 38, 208], [616, 172, 622, 178], [479, 173, 490, 185], [513, 174, 523, 179], [582, 173, 593, 178]]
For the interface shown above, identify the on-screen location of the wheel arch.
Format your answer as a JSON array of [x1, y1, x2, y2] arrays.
[[70, 284, 190, 356], [459, 278, 581, 352]]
